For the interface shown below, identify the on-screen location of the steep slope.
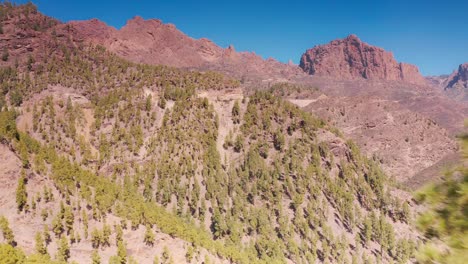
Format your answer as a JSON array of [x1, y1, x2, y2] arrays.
[[299, 35, 427, 85], [302, 93, 457, 182]]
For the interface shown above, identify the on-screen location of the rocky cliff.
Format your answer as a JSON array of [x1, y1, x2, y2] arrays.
[[299, 35, 426, 85]]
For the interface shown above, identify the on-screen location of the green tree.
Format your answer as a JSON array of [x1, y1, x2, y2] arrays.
[[51, 213, 63, 238], [0, 216, 16, 246], [91, 249, 101, 264], [9, 89, 23, 107], [117, 241, 127, 264], [273, 129, 285, 151], [158, 96, 166, 109], [145, 95, 152, 112], [91, 228, 101, 249], [144, 224, 155, 246], [56, 236, 70, 262], [363, 216, 372, 246], [0, 243, 25, 263], [232, 100, 240, 124], [64, 206, 74, 235], [153, 255, 160, 264], [233, 134, 243, 153], [34, 232, 47, 255], [15, 171, 28, 212], [43, 225, 51, 245], [102, 224, 111, 247]]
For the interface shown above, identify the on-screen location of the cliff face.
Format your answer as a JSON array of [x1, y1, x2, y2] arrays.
[[299, 35, 426, 85]]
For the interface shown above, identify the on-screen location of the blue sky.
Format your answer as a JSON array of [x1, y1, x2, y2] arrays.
[[14, 0, 468, 76]]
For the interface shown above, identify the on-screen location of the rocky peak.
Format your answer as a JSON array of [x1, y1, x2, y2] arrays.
[[69, 17, 305, 81], [446, 63, 468, 88], [299, 35, 426, 85]]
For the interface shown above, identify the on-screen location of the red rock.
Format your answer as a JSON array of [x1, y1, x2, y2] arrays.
[[68, 17, 304, 81], [445, 63, 468, 89], [299, 35, 426, 85]]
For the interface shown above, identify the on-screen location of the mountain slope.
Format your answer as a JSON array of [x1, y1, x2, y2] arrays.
[[0, 4, 422, 263]]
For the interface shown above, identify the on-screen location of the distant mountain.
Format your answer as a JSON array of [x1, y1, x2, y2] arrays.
[[299, 35, 427, 85], [446, 63, 468, 89], [69, 17, 304, 82], [425, 63, 468, 101]]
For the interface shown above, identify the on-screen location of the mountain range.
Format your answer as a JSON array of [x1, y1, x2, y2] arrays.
[[0, 3, 466, 264]]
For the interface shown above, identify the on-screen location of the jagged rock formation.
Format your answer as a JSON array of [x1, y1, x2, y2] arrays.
[[69, 17, 304, 82], [426, 63, 468, 101], [445, 63, 468, 89], [299, 35, 426, 85]]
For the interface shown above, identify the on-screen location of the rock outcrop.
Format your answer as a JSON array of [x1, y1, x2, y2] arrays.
[[299, 35, 426, 85], [445, 63, 468, 89]]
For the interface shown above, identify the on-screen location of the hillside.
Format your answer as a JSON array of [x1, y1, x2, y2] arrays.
[[65, 13, 467, 186], [1, 3, 468, 264], [0, 3, 427, 264]]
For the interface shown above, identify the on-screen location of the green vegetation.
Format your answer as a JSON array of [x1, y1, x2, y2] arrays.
[[15, 170, 28, 212], [0, 3, 418, 262], [0, 216, 16, 247], [415, 132, 468, 264]]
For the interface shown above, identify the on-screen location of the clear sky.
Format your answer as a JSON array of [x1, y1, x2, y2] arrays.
[[13, 0, 468, 76]]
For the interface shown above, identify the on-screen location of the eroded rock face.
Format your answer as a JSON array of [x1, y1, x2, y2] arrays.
[[446, 63, 468, 89], [299, 35, 426, 85]]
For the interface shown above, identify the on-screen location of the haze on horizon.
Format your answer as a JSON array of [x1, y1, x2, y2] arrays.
[[15, 0, 468, 76]]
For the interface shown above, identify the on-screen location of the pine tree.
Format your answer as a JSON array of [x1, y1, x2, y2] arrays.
[[15, 170, 28, 212], [43, 224, 51, 245], [144, 224, 155, 246], [0, 216, 16, 246], [52, 213, 64, 238], [102, 224, 111, 247], [146, 95, 152, 112], [115, 224, 123, 245], [117, 241, 127, 264], [56, 236, 70, 262], [363, 217, 372, 246], [64, 206, 74, 235], [91, 228, 102, 248], [35, 232, 47, 255], [158, 96, 166, 109], [232, 100, 240, 124], [91, 249, 101, 264], [273, 129, 285, 151]]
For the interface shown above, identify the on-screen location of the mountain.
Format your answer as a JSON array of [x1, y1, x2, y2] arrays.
[[445, 63, 468, 88], [425, 63, 468, 101], [69, 17, 304, 83], [299, 35, 427, 85], [1, 3, 467, 264], [0, 4, 423, 264], [442, 63, 468, 100]]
